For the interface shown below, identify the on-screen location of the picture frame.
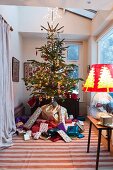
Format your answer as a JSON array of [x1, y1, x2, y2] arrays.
[[12, 57, 19, 82], [24, 62, 32, 79]]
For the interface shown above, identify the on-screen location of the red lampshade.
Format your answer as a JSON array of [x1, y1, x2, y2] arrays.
[[82, 64, 113, 92]]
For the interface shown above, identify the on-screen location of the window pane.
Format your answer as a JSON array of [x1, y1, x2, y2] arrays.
[[99, 29, 113, 99], [99, 30, 113, 64], [67, 44, 79, 61], [68, 66, 79, 94], [69, 66, 79, 79]]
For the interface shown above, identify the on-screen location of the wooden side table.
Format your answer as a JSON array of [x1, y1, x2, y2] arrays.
[[87, 115, 113, 170]]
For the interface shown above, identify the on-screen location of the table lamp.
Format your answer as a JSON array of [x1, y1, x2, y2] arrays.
[[82, 64, 113, 125], [83, 64, 113, 92]]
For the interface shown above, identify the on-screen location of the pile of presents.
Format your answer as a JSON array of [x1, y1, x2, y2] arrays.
[[15, 107, 85, 143]]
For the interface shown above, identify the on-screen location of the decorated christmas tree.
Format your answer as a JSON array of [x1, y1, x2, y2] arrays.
[[23, 22, 83, 99]]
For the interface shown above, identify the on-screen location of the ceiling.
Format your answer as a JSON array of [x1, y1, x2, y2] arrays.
[[0, 0, 113, 10], [0, 0, 112, 40]]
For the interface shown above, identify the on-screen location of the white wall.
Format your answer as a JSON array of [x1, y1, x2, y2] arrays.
[[92, 10, 113, 36], [22, 37, 46, 102], [0, 5, 24, 107]]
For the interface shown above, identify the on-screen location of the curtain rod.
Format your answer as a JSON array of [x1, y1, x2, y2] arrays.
[[0, 14, 13, 31]]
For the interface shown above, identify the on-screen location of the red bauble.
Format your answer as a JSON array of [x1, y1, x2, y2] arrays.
[[71, 93, 78, 99]]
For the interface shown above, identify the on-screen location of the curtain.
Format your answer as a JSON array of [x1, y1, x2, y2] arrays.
[[0, 16, 16, 148]]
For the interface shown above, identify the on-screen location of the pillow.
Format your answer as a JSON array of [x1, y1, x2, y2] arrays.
[[24, 107, 42, 130]]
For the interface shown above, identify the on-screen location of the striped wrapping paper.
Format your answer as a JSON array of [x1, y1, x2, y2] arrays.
[[0, 123, 113, 170]]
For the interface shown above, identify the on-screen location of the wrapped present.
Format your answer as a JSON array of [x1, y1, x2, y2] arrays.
[[57, 130, 72, 142], [16, 129, 26, 136], [34, 132, 41, 140], [50, 134, 62, 142], [67, 125, 84, 138], [67, 125, 79, 137], [32, 124, 40, 133], [47, 128, 59, 137], [65, 119, 72, 123], [57, 122, 66, 133], [75, 121, 84, 132], [24, 107, 42, 130], [24, 133, 30, 141], [39, 123, 48, 132]]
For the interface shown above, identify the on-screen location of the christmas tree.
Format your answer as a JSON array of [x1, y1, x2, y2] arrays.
[[23, 22, 83, 99]]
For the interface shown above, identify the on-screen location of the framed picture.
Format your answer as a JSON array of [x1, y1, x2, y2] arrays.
[[24, 62, 32, 79], [12, 57, 19, 82]]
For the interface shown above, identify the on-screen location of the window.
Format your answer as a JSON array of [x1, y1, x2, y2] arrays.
[[67, 44, 79, 61], [98, 29, 113, 64], [65, 42, 83, 101], [98, 28, 113, 97]]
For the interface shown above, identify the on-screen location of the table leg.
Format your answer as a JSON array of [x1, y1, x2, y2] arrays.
[[87, 121, 92, 153], [107, 129, 111, 152], [96, 129, 102, 170]]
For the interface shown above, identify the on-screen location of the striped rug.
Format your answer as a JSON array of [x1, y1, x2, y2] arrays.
[[0, 123, 113, 170]]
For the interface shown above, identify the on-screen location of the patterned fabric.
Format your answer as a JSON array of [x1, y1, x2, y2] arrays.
[[59, 106, 68, 124], [24, 107, 42, 129]]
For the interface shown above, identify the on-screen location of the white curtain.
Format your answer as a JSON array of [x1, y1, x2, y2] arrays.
[[0, 16, 16, 148]]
